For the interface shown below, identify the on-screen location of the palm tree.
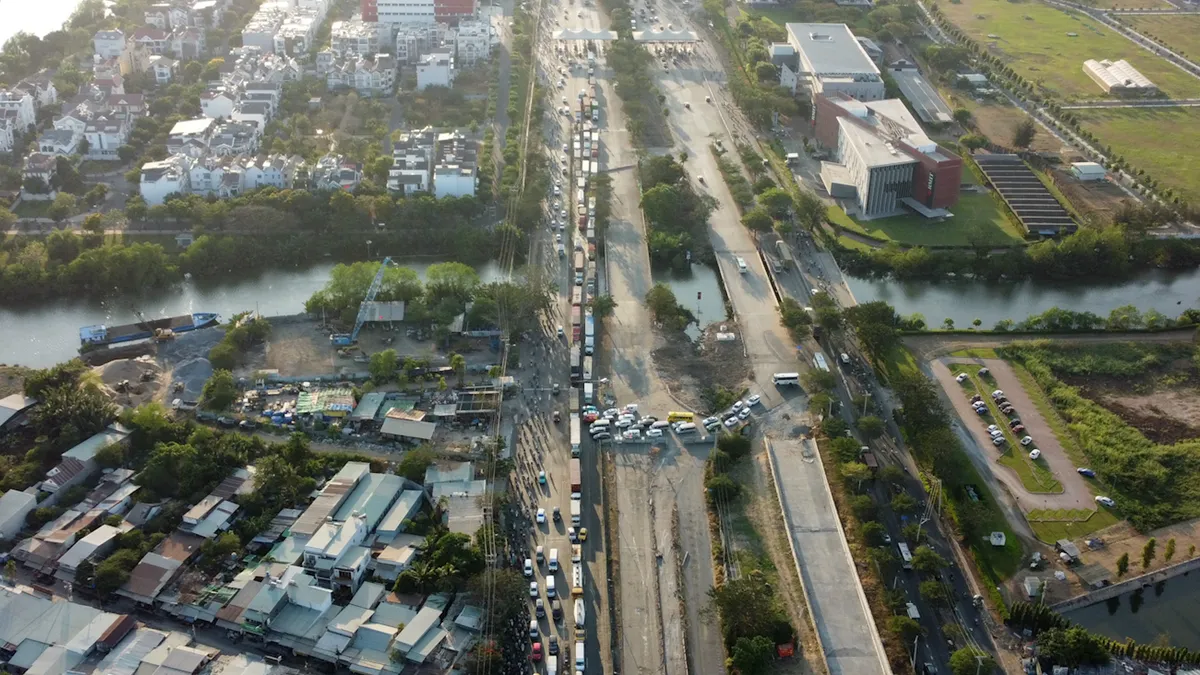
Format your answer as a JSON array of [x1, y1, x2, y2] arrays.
[[449, 352, 466, 387]]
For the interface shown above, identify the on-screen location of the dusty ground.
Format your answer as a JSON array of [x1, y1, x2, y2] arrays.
[[1051, 169, 1133, 220], [0, 366, 30, 398], [958, 101, 1069, 155], [651, 321, 752, 414], [1062, 368, 1200, 444], [94, 357, 166, 409]]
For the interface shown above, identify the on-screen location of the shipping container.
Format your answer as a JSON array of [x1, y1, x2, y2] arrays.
[[571, 286, 583, 307], [569, 389, 580, 414], [573, 251, 585, 274], [569, 458, 581, 495], [583, 356, 593, 381], [569, 346, 581, 381], [569, 415, 581, 456]]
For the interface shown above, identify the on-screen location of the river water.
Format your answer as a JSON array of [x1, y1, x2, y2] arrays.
[[846, 268, 1200, 328], [1066, 571, 1200, 651], [0, 260, 505, 369]]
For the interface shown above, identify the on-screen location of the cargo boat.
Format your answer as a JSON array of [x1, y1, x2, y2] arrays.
[[80, 312, 220, 347]]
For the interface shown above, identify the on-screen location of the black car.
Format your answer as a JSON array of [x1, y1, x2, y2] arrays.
[[216, 416, 237, 428], [239, 419, 258, 430], [551, 598, 563, 621], [548, 635, 559, 655]]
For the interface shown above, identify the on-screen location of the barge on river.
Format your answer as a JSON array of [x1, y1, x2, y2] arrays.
[[80, 312, 220, 347]]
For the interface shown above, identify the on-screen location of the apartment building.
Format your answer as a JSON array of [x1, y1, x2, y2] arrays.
[[433, 129, 477, 197], [393, 22, 444, 64], [331, 18, 380, 57], [375, 0, 437, 25], [387, 127, 435, 194], [325, 53, 397, 97], [415, 49, 454, 90], [0, 90, 37, 130], [449, 19, 490, 66]]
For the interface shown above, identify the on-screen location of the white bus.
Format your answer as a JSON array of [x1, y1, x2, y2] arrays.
[[814, 352, 830, 372], [772, 372, 800, 387], [898, 542, 913, 570]]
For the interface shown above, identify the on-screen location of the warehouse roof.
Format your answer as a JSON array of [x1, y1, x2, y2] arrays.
[[0, 393, 37, 429], [786, 23, 879, 76], [380, 418, 437, 441]]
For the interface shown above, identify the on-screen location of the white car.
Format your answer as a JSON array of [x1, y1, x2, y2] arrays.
[[524, 558, 534, 577], [556, 233, 563, 243], [955, 373, 969, 383], [536, 508, 546, 524], [989, 429, 1003, 438], [622, 429, 641, 440], [529, 581, 539, 598], [646, 427, 663, 438], [986, 425, 1000, 433], [567, 527, 578, 542], [747, 394, 761, 406], [991, 390, 1005, 399], [1095, 496, 1116, 507], [615, 418, 633, 429], [561, 209, 568, 219], [992, 436, 1005, 446], [623, 403, 639, 413], [702, 416, 719, 428], [738, 407, 751, 420], [1020, 436, 1034, 446], [723, 417, 739, 428], [1029, 449, 1041, 460], [978, 367, 991, 376], [603, 407, 620, 417], [553, 186, 561, 196], [731, 401, 744, 413], [562, 143, 569, 153]]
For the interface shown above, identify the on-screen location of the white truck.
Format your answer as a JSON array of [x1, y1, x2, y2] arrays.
[[569, 414, 581, 457], [570, 499, 582, 526], [574, 598, 586, 628]]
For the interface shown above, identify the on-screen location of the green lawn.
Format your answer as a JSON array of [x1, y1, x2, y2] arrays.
[[1075, 106, 1200, 206], [1027, 507, 1121, 543], [949, 348, 1001, 359], [940, 0, 1200, 99], [878, 343, 920, 384], [837, 234, 876, 252], [13, 201, 51, 218], [1122, 14, 1200, 58], [1077, 0, 1174, 9], [828, 191, 1025, 247], [950, 364, 1064, 494]]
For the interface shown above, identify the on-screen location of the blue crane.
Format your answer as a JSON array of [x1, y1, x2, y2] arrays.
[[331, 256, 393, 346]]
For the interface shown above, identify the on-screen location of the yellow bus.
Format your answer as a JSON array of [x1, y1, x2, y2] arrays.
[[667, 411, 694, 423]]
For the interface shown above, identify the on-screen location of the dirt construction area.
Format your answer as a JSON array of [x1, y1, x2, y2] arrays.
[[650, 320, 753, 414], [931, 358, 1096, 513]]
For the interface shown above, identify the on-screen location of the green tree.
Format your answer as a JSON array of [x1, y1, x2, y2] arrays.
[[717, 433, 752, 461], [1012, 117, 1037, 149], [201, 369, 238, 410], [959, 133, 988, 151], [891, 492, 917, 514], [758, 187, 794, 218], [919, 580, 949, 606], [397, 445, 436, 483], [1037, 627, 1111, 667], [1165, 537, 1176, 563], [1116, 552, 1129, 577], [74, 558, 96, 587], [706, 473, 742, 502], [449, 352, 467, 387], [861, 521, 887, 546], [729, 635, 775, 675], [208, 342, 238, 371], [912, 545, 948, 574], [844, 301, 900, 364], [709, 571, 794, 648], [369, 348, 399, 383], [94, 442, 125, 469], [4, 559, 16, 583], [801, 369, 836, 393], [952, 107, 973, 126], [48, 192, 78, 222], [81, 212, 105, 235], [950, 648, 997, 675], [888, 615, 923, 640], [841, 461, 871, 487], [850, 494, 877, 521], [591, 294, 617, 319], [858, 415, 885, 440], [740, 206, 773, 232], [1142, 537, 1157, 569]]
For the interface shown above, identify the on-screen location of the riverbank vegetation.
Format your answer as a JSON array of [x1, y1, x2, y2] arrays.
[[305, 260, 553, 337], [639, 155, 715, 268], [998, 341, 1200, 531], [1008, 600, 1200, 670], [207, 312, 272, 371], [0, 189, 504, 306]]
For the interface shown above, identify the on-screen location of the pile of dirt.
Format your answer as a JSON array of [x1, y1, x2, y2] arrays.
[[0, 365, 31, 398], [651, 320, 751, 412], [95, 357, 165, 408], [1096, 393, 1200, 445]]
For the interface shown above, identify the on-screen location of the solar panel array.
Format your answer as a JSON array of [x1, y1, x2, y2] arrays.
[[974, 154, 1077, 235]]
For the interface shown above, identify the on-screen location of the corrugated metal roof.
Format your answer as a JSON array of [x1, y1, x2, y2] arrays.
[[350, 393, 387, 421], [333, 474, 403, 531], [292, 463, 370, 537], [380, 418, 436, 440]]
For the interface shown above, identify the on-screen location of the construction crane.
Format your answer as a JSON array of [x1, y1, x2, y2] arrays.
[[331, 256, 393, 346]]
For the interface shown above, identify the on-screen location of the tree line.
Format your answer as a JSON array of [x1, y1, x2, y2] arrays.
[[829, 220, 1200, 282], [639, 155, 715, 269]]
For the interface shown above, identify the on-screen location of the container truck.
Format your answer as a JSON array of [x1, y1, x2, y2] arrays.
[[569, 458, 581, 497], [583, 382, 593, 404], [571, 286, 583, 307], [571, 545, 582, 563], [573, 251, 585, 274], [569, 499, 581, 525], [574, 598, 586, 628], [584, 316, 595, 356], [569, 389, 580, 414], [569, 415, 581, 457], [582, 356, 593, 382], [569, 346, 581, 382]]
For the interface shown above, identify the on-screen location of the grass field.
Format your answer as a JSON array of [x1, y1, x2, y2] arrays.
[[1075, 107, 1200, 204], [827, 191, 1026, 247], [1122, 14, 1200, 61], [1027, 507, 1121, 542], [951, 363, 1065, 494], [878, 343, 920, 384], [940, 0, 1200, 99]]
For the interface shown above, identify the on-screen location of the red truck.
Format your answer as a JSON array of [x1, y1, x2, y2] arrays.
[[569, 458, 581, 495]]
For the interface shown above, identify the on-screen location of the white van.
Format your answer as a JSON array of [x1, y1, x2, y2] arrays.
[[575, 641, 586, 669], [589, 419, 610, 434], [546, 576, 557, 598], [549, 548, 560, 572], [736, 257, 748, 273], [772, 372, 800, 387], [675, 422, 697, 434]]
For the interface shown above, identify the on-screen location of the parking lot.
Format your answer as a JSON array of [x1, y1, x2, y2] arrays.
[[933, 357, 1096, 513]]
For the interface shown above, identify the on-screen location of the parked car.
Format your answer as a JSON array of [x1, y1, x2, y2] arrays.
[[1008, 418, 1022, 428], [747, 394, 762, 406], [1096, 495, 1116, 507], [1011, 424, 1026, 434], [723, 417, 739, 428], [529, 582, 539, 598], [955, 373, 969, 383], [524, 558, 533, 577], [1077, 468, 1096, 478], [1020, 436, 1034, 446], [978, 367, 991, 377], [992, 436, 1005, 446], [986, 424, 1000, 433], [969, 394, 983, 404], [646, 427, 663, 438], [536, 508, 546, 524]]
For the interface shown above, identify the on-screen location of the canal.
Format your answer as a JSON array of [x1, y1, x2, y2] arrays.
[[0, 260, 505, 369], [847, 267, 1200, 328], [651, 262, 727, 340], [1066, 571, 1200, 651]]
